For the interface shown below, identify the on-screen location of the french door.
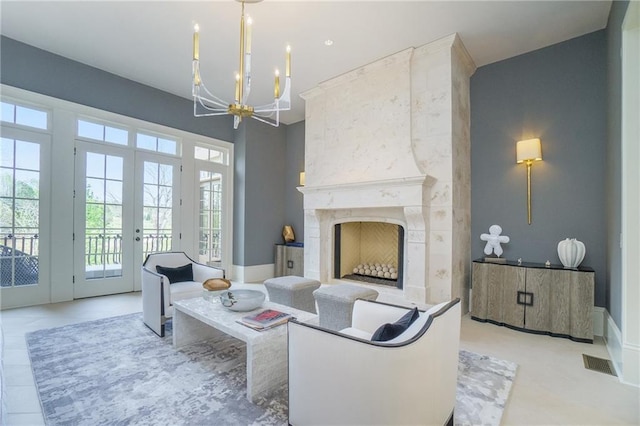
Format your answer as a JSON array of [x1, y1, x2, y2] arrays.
[[0, 127, 51, 308], [73, 142, 180, 298]]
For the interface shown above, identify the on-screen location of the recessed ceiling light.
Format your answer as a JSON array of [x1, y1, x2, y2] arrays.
[[324, 39, 334, 46]]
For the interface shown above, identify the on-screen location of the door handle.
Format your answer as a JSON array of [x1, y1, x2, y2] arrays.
[[517, 291, 534, 306], [135, 237, 141, 242]]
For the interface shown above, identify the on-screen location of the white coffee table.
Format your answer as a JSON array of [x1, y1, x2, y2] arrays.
[[172, 296, 317, 403]]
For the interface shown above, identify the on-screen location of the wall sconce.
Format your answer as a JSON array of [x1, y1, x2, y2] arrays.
[[299, 171, 305, 186], [516, 138, 542, 225]]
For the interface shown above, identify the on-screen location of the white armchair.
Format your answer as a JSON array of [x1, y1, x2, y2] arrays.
[[288, 298, 461, 426], [142, 252, 224, 337]]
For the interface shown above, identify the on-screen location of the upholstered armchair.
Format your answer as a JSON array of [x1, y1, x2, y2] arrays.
[[142, 252, 224, 337], [288, 298, 461, 426]]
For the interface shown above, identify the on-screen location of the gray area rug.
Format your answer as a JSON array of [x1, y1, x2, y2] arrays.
[[26, 313, 517, 426]]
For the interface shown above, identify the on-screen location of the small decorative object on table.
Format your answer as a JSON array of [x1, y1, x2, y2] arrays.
[[220, 289, 266, 312], [202, 278, 232, 302], [282, 225, 295, 243], [545, 260, 551, 267], [557, 238, 586, 268], [480, 224, 510, 262], [237, 308, 293, 331]]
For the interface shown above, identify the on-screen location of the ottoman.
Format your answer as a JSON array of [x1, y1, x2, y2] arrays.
[[263, 276, 321, 313], [313, 284, 379, 331]]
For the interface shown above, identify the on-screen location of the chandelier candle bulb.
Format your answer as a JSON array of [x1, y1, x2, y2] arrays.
[[235, 73, 240, 103], [194, 68, 201, 86], [246, 17, 252, 54], [193, 24, 200, 61], [286, 45, 291, 77], [274, 69, 280, 98]]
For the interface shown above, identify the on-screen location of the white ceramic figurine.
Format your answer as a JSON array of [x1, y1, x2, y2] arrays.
[[480, 224, 510, 257]]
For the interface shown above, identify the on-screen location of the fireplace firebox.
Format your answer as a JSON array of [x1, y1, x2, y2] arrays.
[[333, 222, 404, 289]]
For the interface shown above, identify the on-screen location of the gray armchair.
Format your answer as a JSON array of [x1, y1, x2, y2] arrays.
[[142, 251, 224, 336]]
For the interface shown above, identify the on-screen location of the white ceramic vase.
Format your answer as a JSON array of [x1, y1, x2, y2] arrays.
[[557, 238, 586, 268]]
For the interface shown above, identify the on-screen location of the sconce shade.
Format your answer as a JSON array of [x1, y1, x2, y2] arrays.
[[299, 171, 305, 186], [516, 138, 542, 163]]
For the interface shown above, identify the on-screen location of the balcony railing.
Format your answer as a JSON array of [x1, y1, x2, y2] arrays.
[[2, 232, 221, 287], [84, 234, 173, 265]]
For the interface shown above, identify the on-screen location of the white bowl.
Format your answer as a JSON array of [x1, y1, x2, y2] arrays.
[[219, 289, 265, 312]]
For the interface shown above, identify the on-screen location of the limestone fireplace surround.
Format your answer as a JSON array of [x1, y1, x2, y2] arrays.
[[299, 34, 476, 311]]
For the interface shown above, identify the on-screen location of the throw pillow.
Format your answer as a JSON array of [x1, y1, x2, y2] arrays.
[[371, 307, 420, 342], [156, 264, 193, 284]]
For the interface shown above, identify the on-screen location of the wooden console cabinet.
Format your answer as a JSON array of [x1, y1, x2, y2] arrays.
[[275, 244, 304, 277], [471, 259, 594, 343]]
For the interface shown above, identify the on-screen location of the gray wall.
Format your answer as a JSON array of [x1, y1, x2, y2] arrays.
[[605, 0, 629, 327], [285, 121, 305, 242], [470, 30, 608, 307], [239, 120, 287, 266], [0, 37, 235, 143], [1, 36, 291, 269]]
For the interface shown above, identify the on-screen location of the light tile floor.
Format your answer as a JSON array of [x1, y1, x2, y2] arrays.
[[1, 285, 639, 425]]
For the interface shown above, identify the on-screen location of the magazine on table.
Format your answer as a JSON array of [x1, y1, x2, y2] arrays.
[[237, 309, 294, 331]]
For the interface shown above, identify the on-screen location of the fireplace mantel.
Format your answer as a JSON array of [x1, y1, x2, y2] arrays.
[[298, 176, 437, 211]]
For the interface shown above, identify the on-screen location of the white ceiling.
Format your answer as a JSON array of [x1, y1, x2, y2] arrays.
[[1, 1, 612, 125]]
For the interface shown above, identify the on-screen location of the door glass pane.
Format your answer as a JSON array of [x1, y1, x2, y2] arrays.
[[199, 171, 222, 264], [15, 140, 40, 170], [86, 153, 105, 178], [142, 161, 173, 258], [0, 138, 40, 287], [1, 138, 14, 167], [84, 152, 124, 279]]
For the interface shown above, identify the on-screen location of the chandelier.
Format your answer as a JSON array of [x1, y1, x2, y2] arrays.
[[192, 0, 291, 129]]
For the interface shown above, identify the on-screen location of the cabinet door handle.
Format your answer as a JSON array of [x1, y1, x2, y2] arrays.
[[517, 291, 534, 306], [287, 260, 294, 269]]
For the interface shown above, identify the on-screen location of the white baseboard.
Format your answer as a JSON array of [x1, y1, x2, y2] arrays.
[[231, 264, 275, 283], [593, 306, 605, 337], [603, 309, 640, 387]]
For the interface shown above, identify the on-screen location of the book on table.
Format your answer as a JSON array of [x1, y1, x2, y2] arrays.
[[238, 309, 293, 330]]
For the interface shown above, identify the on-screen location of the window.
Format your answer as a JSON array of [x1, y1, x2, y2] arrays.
[[77, 119, 128, 146], [0, 101, 48, 130], [136, 132, 178, 155], [195, 146, 226, 164]]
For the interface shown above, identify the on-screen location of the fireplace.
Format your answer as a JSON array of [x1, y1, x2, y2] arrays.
[[334, 222, 404, 289], [299, 34, 475, 309]]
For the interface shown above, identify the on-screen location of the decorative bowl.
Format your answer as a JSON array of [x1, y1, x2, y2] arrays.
[[219, 289, 265, 312]]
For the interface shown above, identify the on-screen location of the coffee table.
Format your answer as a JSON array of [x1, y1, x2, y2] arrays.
[[172, 296, 317, 403]]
